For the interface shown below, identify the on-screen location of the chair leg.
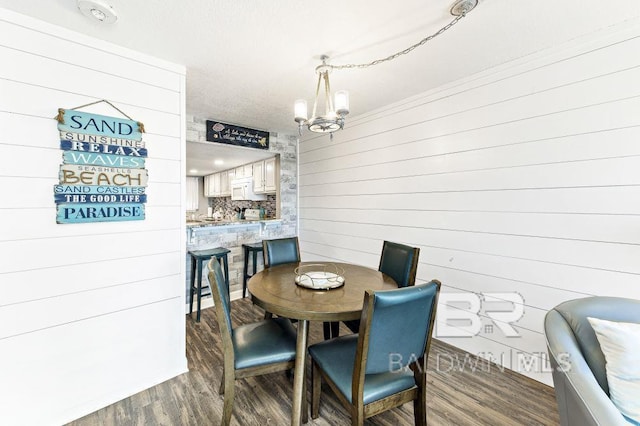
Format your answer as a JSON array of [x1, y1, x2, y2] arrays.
[[413, 398, 427, 426], [311, 360, 321, 419], [323, 322, 331, 340], [322, 321, 341, 340], [414, 375, 428, 426], [351, 408, 364, 426], [331, 321, 339, 338], [350, 396, 365, 426], [221, 370, 235, 426]]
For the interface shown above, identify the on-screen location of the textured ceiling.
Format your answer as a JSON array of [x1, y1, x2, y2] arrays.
[[2, 0, 640, 166]]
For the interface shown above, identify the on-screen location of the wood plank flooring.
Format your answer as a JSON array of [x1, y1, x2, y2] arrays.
[[68, 298, 559, 425]]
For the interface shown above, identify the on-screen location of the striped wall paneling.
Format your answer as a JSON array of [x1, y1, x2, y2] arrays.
[[0, 9, 187, 425], [298, 20, 640, 385]]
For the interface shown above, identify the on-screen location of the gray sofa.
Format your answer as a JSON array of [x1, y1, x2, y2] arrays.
[[544, 296, 640, 426]]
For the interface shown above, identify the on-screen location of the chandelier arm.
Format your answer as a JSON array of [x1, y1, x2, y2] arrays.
[[331, 14, 465, 70], [324, 72, 334, 114], [311, 70, 323, 119]]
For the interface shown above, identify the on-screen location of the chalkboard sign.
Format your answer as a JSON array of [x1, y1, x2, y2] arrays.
[[206, 120, 269, 150]]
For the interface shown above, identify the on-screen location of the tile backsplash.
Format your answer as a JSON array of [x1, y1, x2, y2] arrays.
[[209, 195, 277, 218]]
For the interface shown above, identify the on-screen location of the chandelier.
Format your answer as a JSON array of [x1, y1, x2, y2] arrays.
[[294, 56, 349, 135], [294, 0, 478, 138]]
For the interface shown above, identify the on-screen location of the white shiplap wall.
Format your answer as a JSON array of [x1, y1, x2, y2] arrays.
[[298, 19, 640, 385], [0, 9, 187, 425]]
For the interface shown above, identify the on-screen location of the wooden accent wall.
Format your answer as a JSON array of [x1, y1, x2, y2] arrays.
[[298, 20, 640, 385], [0, 9, 187, 424]]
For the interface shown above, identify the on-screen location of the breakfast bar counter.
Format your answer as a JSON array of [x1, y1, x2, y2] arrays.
[[186, 217, 282, 228]]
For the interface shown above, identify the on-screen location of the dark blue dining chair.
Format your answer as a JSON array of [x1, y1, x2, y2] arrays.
[[309, 280, 440, 425], [333, 240, 421, 337], [207, 257, 304, 425], [260, 236, 302, 321], [378, 240, 421, 288], [262, 236, 301, 268]]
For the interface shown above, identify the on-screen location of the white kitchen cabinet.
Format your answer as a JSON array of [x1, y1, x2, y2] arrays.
[[213, 173, 221, 196], [252, 156, 277, 194], [252, 160, 264, 193], [203, 174, 212, 197], [203, 174, 210, 196], [263, 156, 276, 193], [234, 164, 253, 178], [205, 158, 274, 197], [220, 170, 230, 196], [186, 177, 199, 211], [204, 173, 221, 197]]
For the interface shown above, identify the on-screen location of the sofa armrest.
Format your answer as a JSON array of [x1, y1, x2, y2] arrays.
[[545, 310, 627, 426]]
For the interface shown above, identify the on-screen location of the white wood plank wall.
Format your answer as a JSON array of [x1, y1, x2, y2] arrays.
[[0, 9, 187, 425], [298, 20, 640, 385]]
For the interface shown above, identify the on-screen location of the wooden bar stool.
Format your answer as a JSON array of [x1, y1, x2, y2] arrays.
[[242, 242, 263, 298], [188, 247, 231, 322]]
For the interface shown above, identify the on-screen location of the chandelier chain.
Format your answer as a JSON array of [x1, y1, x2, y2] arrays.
[[330, 14, 465, 70]]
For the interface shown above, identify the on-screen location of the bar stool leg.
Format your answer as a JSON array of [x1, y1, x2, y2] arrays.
[[189, 255, 196, 317], [222, 255, 230, 299], [242, 246, 249, 298], [252, 249, 258, 277], [196, 258, 204, 322]]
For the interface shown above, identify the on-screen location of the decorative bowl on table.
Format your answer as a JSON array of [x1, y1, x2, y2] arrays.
[[294, 263, 345, 290]]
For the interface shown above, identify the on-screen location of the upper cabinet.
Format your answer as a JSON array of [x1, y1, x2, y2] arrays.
[[204, 171, 231, 197], [220, 170, 231, 196], [204, 173, 220, 197], [252, 160, 264, 193], [235, 164, 253, 179], [263, 157, 277, 193], [204, 156, 277, 197], [253, 156, 277, 194]]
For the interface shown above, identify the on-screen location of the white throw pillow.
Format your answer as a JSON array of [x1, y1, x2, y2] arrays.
[[587, 317, 640, 424]]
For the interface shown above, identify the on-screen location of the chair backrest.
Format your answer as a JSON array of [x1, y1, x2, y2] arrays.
[[378, 241, 420, 288], [263, 237, 300, 268], [208, 258, 234, 357], [356, 280, 440, 376]]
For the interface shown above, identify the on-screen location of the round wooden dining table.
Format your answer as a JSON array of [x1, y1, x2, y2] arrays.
[[248, 261, 397, 426]]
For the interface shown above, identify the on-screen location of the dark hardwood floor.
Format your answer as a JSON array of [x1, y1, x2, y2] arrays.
[[68, 298, 559, 425]]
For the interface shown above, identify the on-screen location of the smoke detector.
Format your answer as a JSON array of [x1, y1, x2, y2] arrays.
[[77, 0, 118, 24]]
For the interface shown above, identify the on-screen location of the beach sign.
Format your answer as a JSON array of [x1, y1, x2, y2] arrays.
[[54, 107, 148, 224]]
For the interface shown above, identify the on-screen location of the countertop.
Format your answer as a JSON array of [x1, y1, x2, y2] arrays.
[[186, 217, 281, 228]]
